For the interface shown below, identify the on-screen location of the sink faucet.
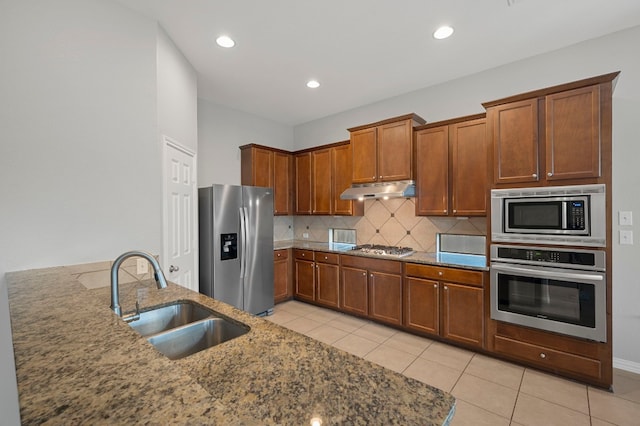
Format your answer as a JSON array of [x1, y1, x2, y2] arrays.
[[110, 250, 168, 316]]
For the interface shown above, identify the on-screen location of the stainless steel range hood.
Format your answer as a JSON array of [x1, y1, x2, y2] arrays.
[[340, 180, 416, 200]]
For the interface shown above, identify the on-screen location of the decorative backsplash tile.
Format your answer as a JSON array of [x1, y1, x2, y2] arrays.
[[286, 198, 486, 253]]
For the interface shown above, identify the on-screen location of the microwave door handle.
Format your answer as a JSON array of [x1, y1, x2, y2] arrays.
[[492, 264, 604, 282], [562, 201, 568, 229]]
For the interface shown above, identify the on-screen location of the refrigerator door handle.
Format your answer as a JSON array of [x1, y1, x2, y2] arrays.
[[239, 207, 248, 279]]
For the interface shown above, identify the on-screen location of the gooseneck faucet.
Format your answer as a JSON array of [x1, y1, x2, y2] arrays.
[[110, 250, 168, 316]]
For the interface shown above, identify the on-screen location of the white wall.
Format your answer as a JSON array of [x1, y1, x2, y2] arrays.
[[157, 26, 198, 152], [197, 99, 294, 186], [294, 26, 640, 368], [0, 0, 164, 423]]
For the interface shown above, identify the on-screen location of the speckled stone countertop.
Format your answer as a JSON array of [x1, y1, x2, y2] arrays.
[[7, 266, 456, 425], [275, 240, 489, 271]]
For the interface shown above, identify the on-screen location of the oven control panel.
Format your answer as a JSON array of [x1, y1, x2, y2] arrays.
[[491, 245, 605, 271]]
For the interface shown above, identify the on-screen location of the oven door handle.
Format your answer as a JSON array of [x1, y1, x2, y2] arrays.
[[491, 263, 604, 281]]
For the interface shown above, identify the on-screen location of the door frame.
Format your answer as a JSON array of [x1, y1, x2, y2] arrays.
[[161, 135, 198, 291]]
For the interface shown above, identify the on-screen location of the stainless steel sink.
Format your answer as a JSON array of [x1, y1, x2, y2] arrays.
[[128, 301, 214, 337], [127, 300, 250, 359], [147, 318, 250, 360]]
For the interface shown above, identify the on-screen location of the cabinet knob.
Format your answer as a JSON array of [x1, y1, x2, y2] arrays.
[[277, 253, 281, 257], [438, 271, 443, 276], [433, 284, 438, 288], [372, 176, 376, 179], [453, 210, 457, 213], [370, 274, 374, 278], [316, 265, 319, 269], [540, 352, 547, 359], [444, 285, 448, 290], [362, 272, 366, 276], [547, 172, 553, 177], [379, 176, 383, 179], [532, 173, 538, 178], [302, 253, 305, 257], [443, 210, 447, 213], [324, 256, 328, 260]]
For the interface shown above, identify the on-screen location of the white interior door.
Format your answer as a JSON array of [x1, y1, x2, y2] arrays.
[[163, 136, 198, 291]]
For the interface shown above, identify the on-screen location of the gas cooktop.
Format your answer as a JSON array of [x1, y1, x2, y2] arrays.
[[350, 244, 415, 258]]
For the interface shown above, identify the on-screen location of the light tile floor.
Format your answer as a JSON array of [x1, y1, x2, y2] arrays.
[[266, 300, 640, 426]]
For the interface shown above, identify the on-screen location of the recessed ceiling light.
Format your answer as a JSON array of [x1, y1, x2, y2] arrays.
[[433, 25, 454, 40], [306, 80, 320, 89], [216, 35, 235, 48]]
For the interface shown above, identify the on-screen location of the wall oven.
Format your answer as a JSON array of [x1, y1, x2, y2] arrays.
[[491, 184, 606, 246], [490, 244, 606, 342]]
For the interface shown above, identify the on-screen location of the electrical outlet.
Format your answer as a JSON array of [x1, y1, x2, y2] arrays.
[[136, 258, 148, 274], [619, 211, 633, 226], [620, 230, 634, 245], [303, 232, 309, 239]]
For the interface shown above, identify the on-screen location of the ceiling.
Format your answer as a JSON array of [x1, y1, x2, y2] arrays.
[[115, 0, 640, 126]]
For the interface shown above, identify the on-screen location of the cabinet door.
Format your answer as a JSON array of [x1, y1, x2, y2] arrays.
[[295, 152, 312, 215], [312, 148, 332, 215], [241, 146, 273, 188], [545, 85, 601, 180], [294, 259, 315, 302], [340, 266, 369, 316], [274, 250, 290, 303], [415, 125, 449, 216], [369, 271, 403, 326], [316, 262, 340, 308], [451, 118, 488, 216], [378, 120, 413, 182], [351, 127, 378, 183], [332, 144, 355, 215], [491, 99, 540, 184], [404, 277, 439, 335], [441, 283, 484, 348], [273, 152, 292, 215]]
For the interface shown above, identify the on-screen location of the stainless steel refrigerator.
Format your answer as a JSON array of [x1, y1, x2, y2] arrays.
[[198, 184, 274, 316]]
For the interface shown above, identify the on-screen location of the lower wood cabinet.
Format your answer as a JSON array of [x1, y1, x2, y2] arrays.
[[274, 249, 292, 304], [489, 320, 610, 387], [341, 255, 403, 326], [294, 249, 340, 309], [404, 263, 485, 349], [294, 249, 315, 303]]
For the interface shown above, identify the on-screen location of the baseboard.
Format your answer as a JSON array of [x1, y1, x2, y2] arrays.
[[613, 357, 640, 374]]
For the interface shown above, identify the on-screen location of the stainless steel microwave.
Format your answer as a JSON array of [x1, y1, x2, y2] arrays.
[[491, 184, 606, 247]]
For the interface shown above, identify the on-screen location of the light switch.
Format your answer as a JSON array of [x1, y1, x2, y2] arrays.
[[619, 211, 633, 226], [136, 258, 148, 274], [620, 230, 634, 245]]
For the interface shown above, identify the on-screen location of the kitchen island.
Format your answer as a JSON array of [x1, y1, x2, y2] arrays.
[[7, 265, 455, 425]]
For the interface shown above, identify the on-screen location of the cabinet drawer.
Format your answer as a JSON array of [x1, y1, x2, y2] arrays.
[[314, 251, 339, 265], [405, 263, 483, 287], [274, 249, 289, 261], [294, 249, 314, 261], [494, 335, 602, 380], [341, 254, 402, 274]]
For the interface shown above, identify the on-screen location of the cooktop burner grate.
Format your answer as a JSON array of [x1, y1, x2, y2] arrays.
[[350, 244, 415, 257]]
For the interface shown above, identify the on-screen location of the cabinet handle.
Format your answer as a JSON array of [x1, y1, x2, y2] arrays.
[[532, 173, 538, 178], [547, 172, 553, 177], [540, 352, 547, 359]]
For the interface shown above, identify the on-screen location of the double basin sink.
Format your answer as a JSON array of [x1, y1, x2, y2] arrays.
[[127, 300, 250, 360]]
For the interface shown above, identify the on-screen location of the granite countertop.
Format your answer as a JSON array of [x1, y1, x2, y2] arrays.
[[7, 266, 456, 425], [275, 239, 489, 271]]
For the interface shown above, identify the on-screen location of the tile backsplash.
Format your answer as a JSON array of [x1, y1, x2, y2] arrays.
[[275, 198, 486, 253]]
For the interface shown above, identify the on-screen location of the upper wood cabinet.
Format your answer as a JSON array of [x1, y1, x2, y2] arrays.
[[414, 114, 488, 216], [349, 114, 426, 184], [295, 152, 312, 214], [295, 141, 364, 216], [240, 144, 293, 215], [483, 72, 618, 187]]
